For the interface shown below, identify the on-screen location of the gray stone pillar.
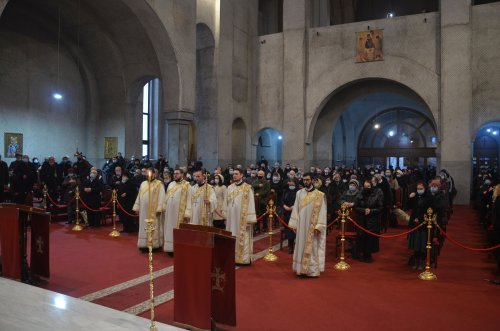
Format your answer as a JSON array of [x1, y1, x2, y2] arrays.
[[282, 0, 307, 169], [164, 112, 194, 168], [439, 0, 472, 204]]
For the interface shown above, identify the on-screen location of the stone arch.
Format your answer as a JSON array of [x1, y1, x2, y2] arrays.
[[306, 56, 440, 145], [254, 127, 282, 165], [309, 79, 436, 166]]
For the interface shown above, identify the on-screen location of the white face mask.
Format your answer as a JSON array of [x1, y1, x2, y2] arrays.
[[289, 185, 295, 190], [272, 177, 280, 183], [122, 178, 128, 183], [214, 179, 220, 184], [417, 189, 425, 195], [313, 183, 321, 189]]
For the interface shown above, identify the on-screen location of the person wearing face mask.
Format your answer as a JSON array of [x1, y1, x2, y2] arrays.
[[252, 170, 271, 217], [288, 173, 327, 277], [80, 168, 104, 228], [406, 181, 433, 270], [212, 174, 227, 229], [339, 179, 360, 207], [110, 165, 123, 190], [9, 153, 36, 205], [270, 172, 283, 206], [73, 152, 92, 180], [161, 167, 190, 256], [117, 171, 139, 233], [61, 168, 80, 224], [282, 179, 298, 253], [0, 154, 8, 203], [40, 156, 61, 202], [428, 179, 448, 231], [353, 179, 383, 263], [480, 176, 494, 227]]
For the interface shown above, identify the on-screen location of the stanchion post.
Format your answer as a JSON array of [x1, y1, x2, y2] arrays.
[[335, 205, 351, 271], [109, 189, 120, 237], [42, 184, 48, 210], [419, 207, 437, 281], [72, 186, 83, 231], [263, 199, 278, 262], [146, 171, 157, 331]]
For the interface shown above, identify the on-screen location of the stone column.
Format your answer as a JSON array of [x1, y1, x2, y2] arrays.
[[282, 0, 307, 169], [164, 112, 194, 168], [439, 0, 472, 204]]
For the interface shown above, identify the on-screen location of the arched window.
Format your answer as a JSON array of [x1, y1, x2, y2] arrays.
[[357, 108, 437, 168], [142, 78, 160, 158]]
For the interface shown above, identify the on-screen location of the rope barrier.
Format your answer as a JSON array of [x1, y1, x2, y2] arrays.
[[273, 212, 291, 229], [347, 217, 426, 238], [255, 212, 268, 222], [78, 197, 106, 213], [46, 192, 74, 209], [327, 218, 339, 229], [436, 224, 500, 252], [116, 200, 139, 218]]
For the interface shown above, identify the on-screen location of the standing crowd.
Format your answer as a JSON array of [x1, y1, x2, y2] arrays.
[[0, 152, 459, 277]]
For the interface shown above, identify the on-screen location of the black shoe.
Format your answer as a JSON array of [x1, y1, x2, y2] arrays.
[[362, 256, 373, 263], [167, 252, 174, 257]]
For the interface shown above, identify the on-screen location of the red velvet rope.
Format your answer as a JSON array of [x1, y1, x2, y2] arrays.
[[78, 196, 106, 212], [347, 217, 425, 238], [255, 212, 268, 222], [46, 192, 74, 208], [116, 200, 139, 218], [436, 224, 500, 252], [327, 218, 339, 229], [273, 212, 292, 229]]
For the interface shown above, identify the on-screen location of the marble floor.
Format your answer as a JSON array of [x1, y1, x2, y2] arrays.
[[0, 277, 182, 331]]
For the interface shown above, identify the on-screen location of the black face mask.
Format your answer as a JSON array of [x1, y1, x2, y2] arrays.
[[258, 176, 264, 179], [363, 187, 372, 195]]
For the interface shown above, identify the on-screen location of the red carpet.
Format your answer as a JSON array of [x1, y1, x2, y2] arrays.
[[23, 206, 500, 330]]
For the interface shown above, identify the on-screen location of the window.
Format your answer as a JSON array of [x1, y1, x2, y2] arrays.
[[142, 82, 150, 158], [258, 0, 283, 35]]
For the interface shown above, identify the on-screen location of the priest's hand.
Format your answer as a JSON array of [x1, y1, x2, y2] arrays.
[[365, 208, 370, 215], [121, 193, 126, 198], [84, 187, 91, 193]]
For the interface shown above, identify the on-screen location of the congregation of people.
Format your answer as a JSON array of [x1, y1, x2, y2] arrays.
[[0, 151, 464, 277]]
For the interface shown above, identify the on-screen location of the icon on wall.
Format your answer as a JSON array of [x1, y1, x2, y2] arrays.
[[4, 132, 23, 158], [104, 137, 118, 159], [356, 29, 384, 63]]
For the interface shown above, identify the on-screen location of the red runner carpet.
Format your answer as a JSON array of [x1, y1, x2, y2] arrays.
[[29, 206, 500, 330]]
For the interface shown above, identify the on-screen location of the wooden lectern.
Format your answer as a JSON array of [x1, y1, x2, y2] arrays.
[[0, 203, 51, 283], [173, 224, 236, 330]]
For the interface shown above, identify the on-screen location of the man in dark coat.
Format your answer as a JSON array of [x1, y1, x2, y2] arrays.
[[117, 171, 138, 233], [354, 178, 384, 263], [40, 156, 61, 201], [80, 168, 103, 227], [0, 154, 9, 202], [10, 154, 37, 205]]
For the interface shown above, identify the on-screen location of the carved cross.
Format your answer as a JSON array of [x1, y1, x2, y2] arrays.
[[211, 267, 225, 293], [36, 236, 44, 254]]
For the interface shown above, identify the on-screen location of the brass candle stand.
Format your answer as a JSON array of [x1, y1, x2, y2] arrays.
[[43, 184, 48, 210], [419, 208, 437, 281], [72, 186, 83, 231], [334, 205, 351, 271], [146, 172, 157, 331], [263, 199, 278, 262], [109, 189, 120, 237]]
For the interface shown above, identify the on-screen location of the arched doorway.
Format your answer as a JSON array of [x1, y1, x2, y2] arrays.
[[255, 128, 282, 166], [312, 79, 436, 168], [472, 122, 500, 177], [357, 108, 437, 168]]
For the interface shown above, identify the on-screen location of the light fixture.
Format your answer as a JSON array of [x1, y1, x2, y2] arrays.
[[493, 131, 499, 135], [388, 130, 395, 137], [278, 135, 282, 140], [53, 2, 63, 100], [374, 123, 380, 129], [387, 12, 395, 18], [487, 128, 491, 132]]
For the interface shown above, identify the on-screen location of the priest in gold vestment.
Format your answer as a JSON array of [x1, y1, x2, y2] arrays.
[[185, 170, 217, 226], [163, 168, 191, 254], [289, 173, 327, 277], [132, 169, 165, 249], [225, 168, 257, 265]]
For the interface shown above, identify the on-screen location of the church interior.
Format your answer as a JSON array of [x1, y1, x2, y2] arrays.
[[1, 0, 500, 330]]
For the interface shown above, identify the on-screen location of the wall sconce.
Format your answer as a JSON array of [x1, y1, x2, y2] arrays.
[[260, 39, 266, 44]]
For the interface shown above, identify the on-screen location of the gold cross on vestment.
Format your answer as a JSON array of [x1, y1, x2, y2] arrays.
[[36, 236, 44, 254], [211, 267, 225, 292]]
